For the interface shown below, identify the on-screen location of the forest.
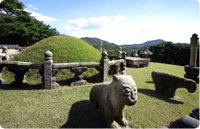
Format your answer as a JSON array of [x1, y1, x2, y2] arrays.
[[139, 42, 199, 66]]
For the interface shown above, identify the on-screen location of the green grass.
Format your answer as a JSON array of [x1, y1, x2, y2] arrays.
[[0, 62, 199, 128], [2, 35, 101, 85]]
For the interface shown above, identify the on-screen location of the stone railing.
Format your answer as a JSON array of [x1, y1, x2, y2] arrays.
[[0, 49, 126, 89]]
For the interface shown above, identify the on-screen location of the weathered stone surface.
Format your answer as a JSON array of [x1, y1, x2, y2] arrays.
[[90, 75, 137, 128], [126, 57, 149, 68], [184, 34, 199, 83], [189, 33, 198, 67], [70, 67, 88, 86], [43, 50, 59, 89], [101, 50, 109, 82], [140, 46, 152, 58], [152, 71, 197, 98], [184, 65, 199, 83]]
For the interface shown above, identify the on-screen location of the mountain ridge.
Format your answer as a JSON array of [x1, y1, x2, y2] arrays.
[[81, 37, 165, 50]]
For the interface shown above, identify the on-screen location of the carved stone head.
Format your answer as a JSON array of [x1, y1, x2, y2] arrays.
[[112, 75, 137, 106]]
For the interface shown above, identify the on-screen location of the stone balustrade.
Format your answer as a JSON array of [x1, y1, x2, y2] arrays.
[[0, 49, 126, 89]]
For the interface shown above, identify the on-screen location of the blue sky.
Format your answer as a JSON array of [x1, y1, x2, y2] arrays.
[[14, 0, 200, 44]]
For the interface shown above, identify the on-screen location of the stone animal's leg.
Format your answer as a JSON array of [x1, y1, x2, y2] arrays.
[[168, 87, 175, 98], [115, 112, 128, 127], [104, 114, 118, 128]]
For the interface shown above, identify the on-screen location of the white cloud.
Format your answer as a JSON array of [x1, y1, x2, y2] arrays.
[[27, 10, 58, 22], [27, 4, 38, 10], [64, 14, 199, 45]]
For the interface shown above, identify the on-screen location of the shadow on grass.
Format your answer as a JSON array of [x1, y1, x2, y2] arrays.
[[0, 83, 43, 90], [145, 81, 154, 84], [138, 88, 183, 104], [57, 73, 102, 86], [60, 100, 107, 128]]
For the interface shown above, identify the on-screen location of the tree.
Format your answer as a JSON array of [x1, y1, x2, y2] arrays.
[[148, 42, 192, 66], [0, 0, 59, 46]]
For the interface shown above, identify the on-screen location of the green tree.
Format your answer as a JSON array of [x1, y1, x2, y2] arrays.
[[0, 0, 59, 46], [148, 42, 193, 66]]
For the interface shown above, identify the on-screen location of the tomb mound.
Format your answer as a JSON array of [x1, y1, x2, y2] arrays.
[[13, 35, 101, 63], [5, 35, 102, 85]]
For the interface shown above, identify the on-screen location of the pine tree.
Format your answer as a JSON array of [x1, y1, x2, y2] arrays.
[[0, 0, 59, 46]]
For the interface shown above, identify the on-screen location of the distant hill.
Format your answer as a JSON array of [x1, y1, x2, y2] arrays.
[[81, 37, 117, 46], [120, 39, 166, 49], [81, 37, 165, 50]]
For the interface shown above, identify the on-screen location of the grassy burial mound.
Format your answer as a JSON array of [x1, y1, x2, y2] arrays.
[[3, 35, 102, 85]]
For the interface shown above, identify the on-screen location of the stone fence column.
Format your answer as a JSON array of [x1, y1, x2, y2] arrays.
[[184, 33, 199, 83], [44, 51, 53, 89], [121, 51, 126, 75], [101, 49, 109, 82], [190, 34, 199, 67]]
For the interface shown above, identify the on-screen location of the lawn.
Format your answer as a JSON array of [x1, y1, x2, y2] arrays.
[[0, 62, 199, 128]]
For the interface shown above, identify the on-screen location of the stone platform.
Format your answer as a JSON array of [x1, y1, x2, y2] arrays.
[[126, 57, 149, 68]]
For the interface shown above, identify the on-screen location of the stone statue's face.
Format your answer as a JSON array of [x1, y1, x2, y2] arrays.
[[114, 75, 137, 106]]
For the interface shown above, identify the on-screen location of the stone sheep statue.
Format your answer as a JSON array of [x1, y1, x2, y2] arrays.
[[89, 75, 137, 128], [151, 70, 197, 98]]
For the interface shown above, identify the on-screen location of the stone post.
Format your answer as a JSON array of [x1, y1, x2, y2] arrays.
[[190, 34, 198, 67], [184, 34, 199, 83], [121, 51, 126, 75], [43, 50, 53, 89], [99, 41, 103, 53], [101, 49, 109, 82]]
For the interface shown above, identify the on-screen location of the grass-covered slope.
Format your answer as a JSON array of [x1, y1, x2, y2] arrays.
[[3, 35, 101, 84], [13, 35, 101, 63], [0, 62, 198, 128]]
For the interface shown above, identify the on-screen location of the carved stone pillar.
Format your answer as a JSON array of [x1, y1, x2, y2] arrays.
[[8, 67, 30, 87], [121, 51, 126, 75], [70, 67, 88, 86], [184, 34, 199, 83], [39, 68, 59, 89], [101, 49, 109, 82]]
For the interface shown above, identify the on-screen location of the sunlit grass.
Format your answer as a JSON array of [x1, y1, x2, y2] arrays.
[[0, 62, 199, 128]]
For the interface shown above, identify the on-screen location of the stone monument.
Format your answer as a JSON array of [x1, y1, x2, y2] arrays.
[[133, 50, 139, 57], [140, 46, 152, 59], [99, 41, 103, 53], [152, 71, 197, 98], [184, 33, 199, 83], [90, 75, 137, 128]]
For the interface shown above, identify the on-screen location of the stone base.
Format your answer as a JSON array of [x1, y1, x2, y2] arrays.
[[184, 65, 199, 83], [70, 79, 87, 86]]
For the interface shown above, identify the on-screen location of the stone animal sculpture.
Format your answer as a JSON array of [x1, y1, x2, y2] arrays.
[[90, 75, 137, 128], [151, 70, 197, 98]]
